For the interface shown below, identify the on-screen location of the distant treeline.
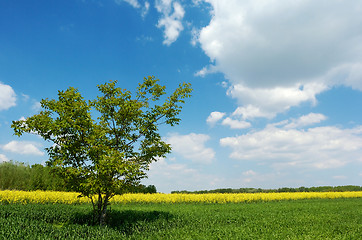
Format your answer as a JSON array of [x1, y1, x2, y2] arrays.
[[0, 161, 66, 191], [0, 161, 156, 193], [172, 186, 362, 194]]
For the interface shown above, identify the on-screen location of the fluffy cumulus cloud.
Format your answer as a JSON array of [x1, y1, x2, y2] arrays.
[[206, 111, 225, 126], [156, 0, 185, 45], [220, 115, 362, 170], [2, 141, 44, 156], [284, 113, 327, 129], [166, 133, 215, 164], [196, 0, 362, 119], [207, 111, 251, 129], [0, 82, 16, 111], [221, 117, 251, 129], [228, 82, 327, 119]]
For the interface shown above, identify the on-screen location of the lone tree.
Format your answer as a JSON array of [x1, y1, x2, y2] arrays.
[[12, 76, 192, 225]]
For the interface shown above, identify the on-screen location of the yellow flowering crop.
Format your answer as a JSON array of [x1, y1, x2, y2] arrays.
[[0, 190, 89, 204], [1, 190, 361, 204], [111, 191, 362, 204]]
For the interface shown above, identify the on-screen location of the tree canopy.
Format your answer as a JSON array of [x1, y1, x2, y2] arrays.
[[12, 76, 192, 225]]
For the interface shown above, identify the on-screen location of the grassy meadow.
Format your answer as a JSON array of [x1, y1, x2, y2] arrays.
[[0, 191, 361, 239]]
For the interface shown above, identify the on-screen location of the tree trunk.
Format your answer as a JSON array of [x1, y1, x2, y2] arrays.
[[99, 196, 109, 226], [89, 193, 110, 226]]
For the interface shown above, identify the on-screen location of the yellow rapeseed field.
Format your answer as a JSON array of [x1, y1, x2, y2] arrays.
[[1, 190, 361, 204], [0, 190, 88, 204]]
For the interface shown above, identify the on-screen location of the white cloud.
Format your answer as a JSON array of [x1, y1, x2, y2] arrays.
[[206, 111, 225, 126], [136, 35, 153, 43], [192, 0, 203, 6], [199, 0, 362, 87], [166, 133, 215, 164], [196, 0, 362, 118], [156, 0, 185, 45], [227, 82, 327, 120], [2, 141, 44, 156], [144, 158, 196, 191], [21, 94, 30, 102], [0, 82, 16, 111], [284, 113, 327, 129], [221, 117, 251, 129], [32, 101, 42, 112], [194, 64, 218, 77], [207, 111, 251, 129], [323, 62, 362, 91], [142, 158, 225, 193], [241, 170, 257, 184], [115, 0, 149, 18], [242, 170, 256, 176], [190, 27, 199, 46], [116, 0, 141, 8], [220, 124, 362, 170], [232, 105, 271, 120], [332, 175, 347, 180], [142, 1, 150, 18], [0, 154, 10, 163], [143, 158, 224, 192]]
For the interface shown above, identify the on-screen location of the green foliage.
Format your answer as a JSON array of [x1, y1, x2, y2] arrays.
[[29, 164, 67, 191], [0, 199, 361, 239], [11, 76, 192, 224], [171, 185, 362, 194], [0, 161, 66, 191], [0, 161, 30, 190]]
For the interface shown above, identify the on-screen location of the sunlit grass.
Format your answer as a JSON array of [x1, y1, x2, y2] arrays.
[[1, 199, 361, 239]]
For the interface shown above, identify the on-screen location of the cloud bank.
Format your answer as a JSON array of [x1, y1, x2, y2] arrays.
[[220, 114, 362, 170], [196, 0, 362, 119]]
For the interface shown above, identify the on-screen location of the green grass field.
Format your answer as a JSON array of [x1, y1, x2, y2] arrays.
[[0, 198, 361, 239]]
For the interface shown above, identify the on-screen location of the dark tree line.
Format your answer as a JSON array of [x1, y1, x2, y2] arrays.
[[172, 185, 362, 194], [0, 161, 156, 193]]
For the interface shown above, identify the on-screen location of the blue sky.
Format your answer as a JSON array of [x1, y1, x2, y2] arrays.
[[1, 0, 362, 193]]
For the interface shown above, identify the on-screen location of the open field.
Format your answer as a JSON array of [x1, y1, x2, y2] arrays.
[[0, 191, 361, 239], [0, 198, 361, 239]]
